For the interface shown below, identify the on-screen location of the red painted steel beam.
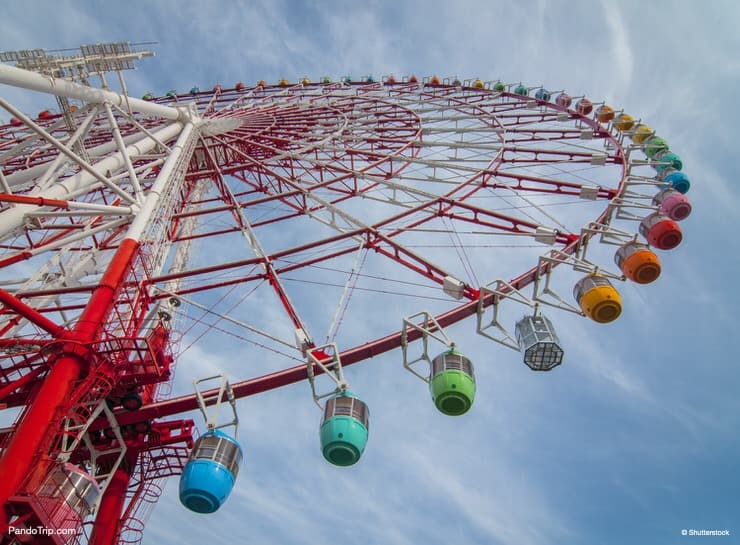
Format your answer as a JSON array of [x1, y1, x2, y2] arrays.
[[490, 171, 617, 198], [0, 355, 82, 531], [0, 365, 47, 402], [0, 238, 140, 529], [0, 289, 67, 338], [89, 454, 135, 545], [0, 193, 69, 209]]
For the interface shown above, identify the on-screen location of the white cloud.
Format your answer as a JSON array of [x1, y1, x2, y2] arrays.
[[600, 0, 633, 96]]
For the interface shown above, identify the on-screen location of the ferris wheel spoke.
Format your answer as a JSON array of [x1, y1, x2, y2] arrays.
[[150, 228, 365, 297], [185, 140, 318, 344], [371, 196, 574, 260], [323, 241, 367, 343], [393, 167, 612, 199], [494, 110, 575, 125], [345, 172, 435, 208], [502, 127, 595, 143], [247, 180, 490, 296], [366, 232, 477, 299], [489, 170, 614, 197], [170, 291, 299, 351], [415, 139, 504, 153], [499, 142, 615, 160]]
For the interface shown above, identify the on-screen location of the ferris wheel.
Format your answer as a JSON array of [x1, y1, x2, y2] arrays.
[[0, 43, 691, 545]]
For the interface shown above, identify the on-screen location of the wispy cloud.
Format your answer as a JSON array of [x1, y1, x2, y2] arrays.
[[600, 0, 633, 97]]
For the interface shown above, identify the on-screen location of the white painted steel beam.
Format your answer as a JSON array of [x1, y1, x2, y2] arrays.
[[0, 63, 183, 121], [126, 121, 196, 241], [0, 122, 184, 239]]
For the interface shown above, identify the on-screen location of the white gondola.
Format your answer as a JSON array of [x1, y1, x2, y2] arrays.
[[515, 314, 564, 371]]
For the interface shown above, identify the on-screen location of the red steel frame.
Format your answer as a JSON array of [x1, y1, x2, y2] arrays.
[[0, 78, 627, 545]]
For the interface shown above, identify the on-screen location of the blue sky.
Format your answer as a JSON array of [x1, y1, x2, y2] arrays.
[[1, 1, 740, 545]]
